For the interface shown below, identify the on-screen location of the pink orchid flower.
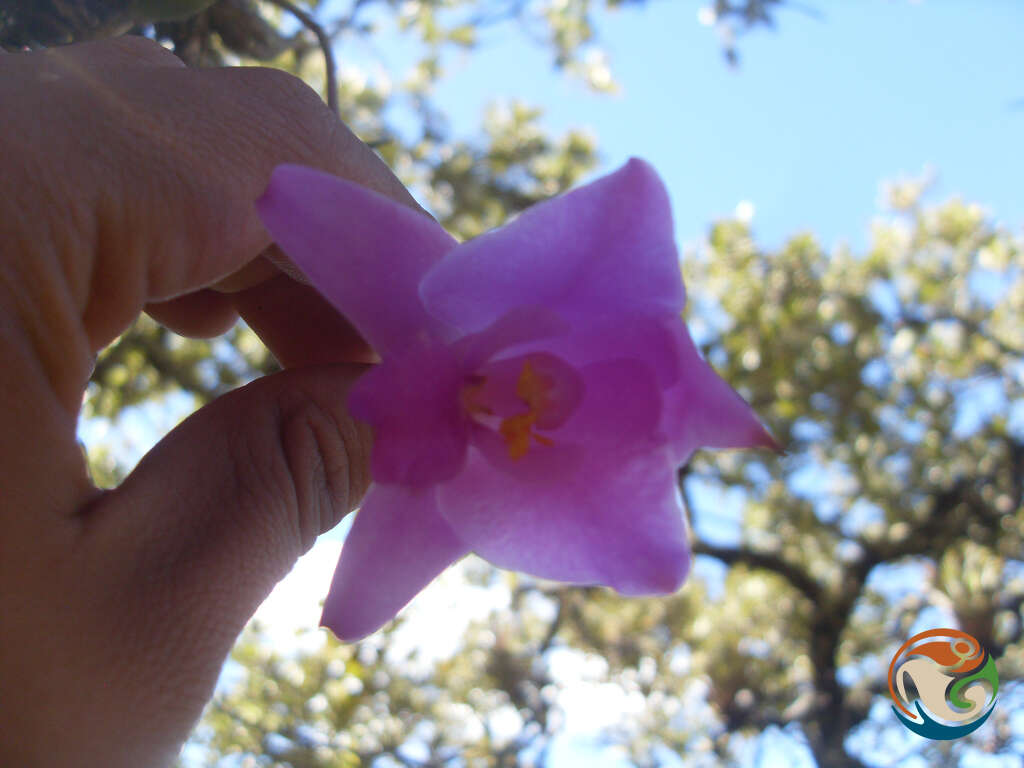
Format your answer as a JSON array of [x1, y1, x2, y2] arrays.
[[256, 158, 776, 641]]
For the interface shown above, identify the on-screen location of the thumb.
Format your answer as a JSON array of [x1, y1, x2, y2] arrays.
[[84, 363, 371, 683], [15, 365, 373, 768]]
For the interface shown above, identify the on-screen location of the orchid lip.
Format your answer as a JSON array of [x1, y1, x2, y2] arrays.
[[460, 352, 584, 460]]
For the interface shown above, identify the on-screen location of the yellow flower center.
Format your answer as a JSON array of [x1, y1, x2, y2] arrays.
[[498, 361, 556, 460]]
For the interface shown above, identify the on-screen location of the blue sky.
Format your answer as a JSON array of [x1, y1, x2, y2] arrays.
[[364, 0, 1024, 249]]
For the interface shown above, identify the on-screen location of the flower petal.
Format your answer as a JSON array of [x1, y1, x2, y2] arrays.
[[321, 484, 470, 642], [438, 444, 690, 595], [539, 315, 682, 388], [257, 164, 458, 355], [467, 422, 587, 479], [449, 305, 569, 371], [419, 158, 684, 332], [662, 325, 779, 464], [349, 343, 469, 487], [556, 358, 662, 445]]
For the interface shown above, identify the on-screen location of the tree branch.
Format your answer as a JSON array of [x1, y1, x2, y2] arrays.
[[691, 540, 825, 605], [263, 0, 338, 115], [678, 467, 825, 604]]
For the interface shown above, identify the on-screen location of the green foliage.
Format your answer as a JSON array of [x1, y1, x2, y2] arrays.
[[0, 0, 137, 46], [672, 185, 1023, 766], [200, 593, 561, 767]]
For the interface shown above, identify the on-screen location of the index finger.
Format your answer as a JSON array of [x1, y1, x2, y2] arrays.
[[4, 39, 420, 355]]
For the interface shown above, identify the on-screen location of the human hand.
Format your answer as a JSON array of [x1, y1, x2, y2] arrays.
[[0, 37, 413, 767]]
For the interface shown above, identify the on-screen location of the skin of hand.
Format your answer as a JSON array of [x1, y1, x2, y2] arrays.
[[0, 37, 416, 768]]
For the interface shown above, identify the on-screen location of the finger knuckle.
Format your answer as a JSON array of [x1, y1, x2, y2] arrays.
[[272, 387, 367, 554]]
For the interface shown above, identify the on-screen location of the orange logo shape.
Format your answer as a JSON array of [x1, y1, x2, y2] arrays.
[[888, 628, 998, 740]]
